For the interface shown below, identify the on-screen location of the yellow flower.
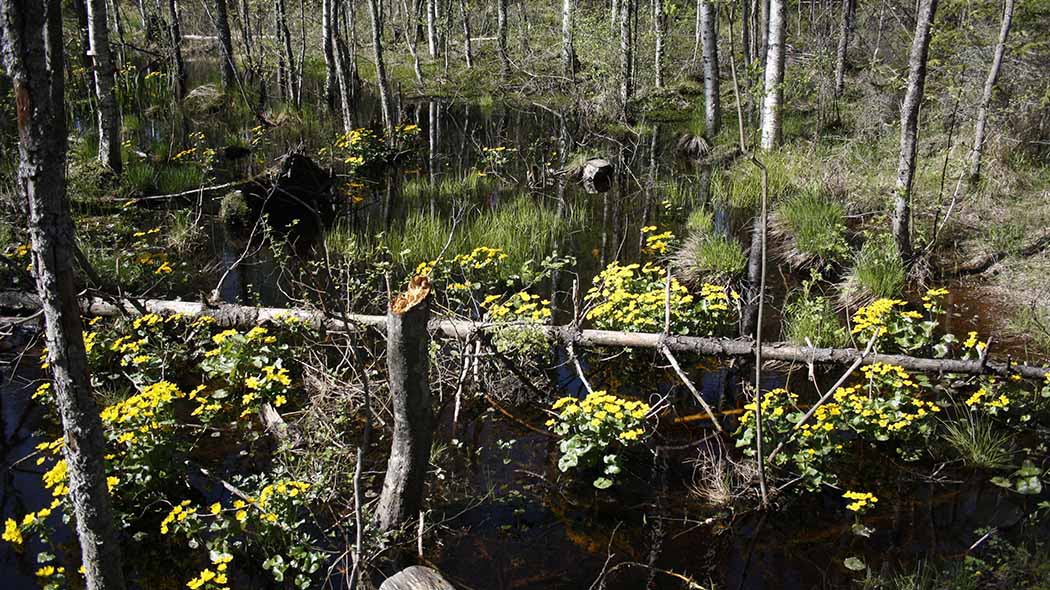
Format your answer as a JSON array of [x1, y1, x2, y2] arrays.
[[2, 518, 22, 545], [235, 510, 247, 522], [210, 502, 222, 515]]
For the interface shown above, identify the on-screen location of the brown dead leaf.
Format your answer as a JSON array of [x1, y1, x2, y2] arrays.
[[391, 275, 432, 314]]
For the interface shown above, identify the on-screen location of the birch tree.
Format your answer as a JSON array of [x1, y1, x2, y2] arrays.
[[497, 0, 510, 77], [0, 2, 127, 589], [561, 0, 575, 80], [322, 0, 337, 109], [759, 0, 785, 150], [211, 0, 237, 90], [166, 0, 186, 99], [87, 0, 122, 173], [367, 0, 393, 132], [619, 0, 633, 116], [460, 0, 473, 68], [700, 0, 720, 138], [892, 0, 938, 263], [654, 0, 665, 88], [833, 0, 855, 97], [970, 0, 1014, 182]]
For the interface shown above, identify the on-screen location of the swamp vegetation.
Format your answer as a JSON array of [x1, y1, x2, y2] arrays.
[[2, 0, 1050, 589]]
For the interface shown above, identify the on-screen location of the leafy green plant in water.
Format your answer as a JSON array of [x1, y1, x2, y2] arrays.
[[783, 271, 848, 348], [481, 291, 552, 356], [840, 233, 906, 306], [849, 288, 953, 354], [547, 391, 651, 489], [771, 189, 849, 269], [941, 412, 1015, 470]]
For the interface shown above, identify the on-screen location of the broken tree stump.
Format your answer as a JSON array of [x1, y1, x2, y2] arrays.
[[377, 277, 435, 534]]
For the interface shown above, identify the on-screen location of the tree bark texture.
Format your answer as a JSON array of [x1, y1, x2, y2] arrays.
[[6, 293, 1046, 380], [460, 0, 472, 68], [619, 0, 633, 116], [969, 0, 1014, 182], [892, 0, 938, 264], [87, 0, 122, 173], [322, 0, 337, 109], [0, 2, 127, 589], [700, 0, 720, 138], [759, 0, 785, 150], [367, 0, 393, 132], [654, 0, 665, 88], [497, 0, 509, 77], [166, 0, 186, 99], [376, 296, 434, 533], [561, 0, 574, 79], [833, 0, 855, 97], [211, 0, 237, 90]]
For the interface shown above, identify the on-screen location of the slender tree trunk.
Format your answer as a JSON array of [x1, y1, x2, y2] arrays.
[[654, 0, 665, 88], [167, 0, 186, 99], [107, 0, 127, 68], [0, 3, 127, 590], [276, 0, 296, 103], [832, 0, 854, 97], [892, 0, 938, 264], [367, 0, 392, 132], [970, 0, 1014, 182], [561, 0, 574, 79], [211, 0, 237, 90], [759, 0, 785, 150], [701, 0, 720, 138], [619, 0, 633, 117], [405, 9, 424, 85], [742, 0, 751, 72], [376, 286, 434, 533], [497, 0, 509, 77], [334, 0, 355, 131], [426, 0, 437, 57], [238, 0, 255, 76], [87, 0, 122, 173], [322, 0, 337, 109], [758, 0, 769, 68], [460, 0, 472, 68]]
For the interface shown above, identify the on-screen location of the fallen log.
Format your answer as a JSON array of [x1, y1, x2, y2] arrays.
[[946, 229, 1050, 277], [1, 291, 1047, 380], [380, 566, 456, 590]]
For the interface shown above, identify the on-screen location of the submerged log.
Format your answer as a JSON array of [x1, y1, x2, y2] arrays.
[[1, 291, 1047, 380], [377, 277, 435, 533], [380, 566, 456, 590]]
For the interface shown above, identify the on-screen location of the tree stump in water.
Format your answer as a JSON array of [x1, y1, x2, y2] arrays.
[[582, 158, 613, 193], [377, 277, 435, 533], [380, 566, 456, 590]]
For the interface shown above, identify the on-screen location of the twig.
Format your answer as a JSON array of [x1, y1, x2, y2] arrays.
[[659, 345, 724, 433]]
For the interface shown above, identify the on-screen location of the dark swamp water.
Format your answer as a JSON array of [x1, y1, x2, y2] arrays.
[[3, 62, 1048, 589]]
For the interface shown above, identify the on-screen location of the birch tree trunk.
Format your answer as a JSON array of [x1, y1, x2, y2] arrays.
[[497, 0, 509, 77], [460, 0, 472, 68], [561, 0, 574, 80], [334, 0, 355, 131], [759, 0, 785, 150], [238, 0, 254, 75], [166, 0, 186, 99], [0, 2, 127, 589], [275, 0, 296, 103], [322, 0, 337, 109], [654, 0, 665, 89], [426, 0, 437, 57], [892, 0, 938, 264], [832, 0, 854, 97], [700, 0, 720, 138], [376, 287, 434, 533], [367, 0, 393, 132], [969, 0, 1014, 182], [212, 0, 237, 90], [619, 0, 633, 117], [87, 0, 122, 173]]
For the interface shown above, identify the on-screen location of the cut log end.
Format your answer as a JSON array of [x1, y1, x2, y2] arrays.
[[380, 566, 456, 590], [392, 276, 432, 315]]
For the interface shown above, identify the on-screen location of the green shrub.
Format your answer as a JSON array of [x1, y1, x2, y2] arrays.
[[782, 275, 848, 348], [672, 231, 748, 286], [771, 190, 849, 268], [840, 233, 905, 306]]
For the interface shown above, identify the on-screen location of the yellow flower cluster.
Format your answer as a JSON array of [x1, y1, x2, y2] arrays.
[[258, 480, 311, 508], [641, 226, 675, 255], [843, 490, 878, 512], [35, 565, 64, 578], [42, 459, 69, 497], [851, 298, 919, 335], [550, 391, 650, 428], [3, 518, 22, 545], [740, 388, 799, 425], [454, 246, 509, 269], [100, 381, 183, 425], [483, 291, 552, 322], [160, 500, 194, 535], [965, 387, 1010, 410]]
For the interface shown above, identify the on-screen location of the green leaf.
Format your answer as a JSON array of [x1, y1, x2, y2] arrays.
[[843, 557, 866, 571], [593, 477, 613, 489]]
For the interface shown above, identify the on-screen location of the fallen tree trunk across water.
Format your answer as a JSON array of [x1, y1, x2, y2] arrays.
[[2, 292, 1047, 380]]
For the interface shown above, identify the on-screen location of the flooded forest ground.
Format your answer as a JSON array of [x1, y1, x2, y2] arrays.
[[2, 2, 1050, 590]]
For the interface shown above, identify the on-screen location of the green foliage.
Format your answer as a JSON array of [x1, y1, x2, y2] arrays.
[[841, 233, 906, 305], [547, 391, 650, 489], [941, 413, 1015, 470], [481, 291, 552, 356], [672, 231, 748, 286], [772, 190, 849, 268], [783, 273, 848, 348], [849, 289, 952, 354]]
